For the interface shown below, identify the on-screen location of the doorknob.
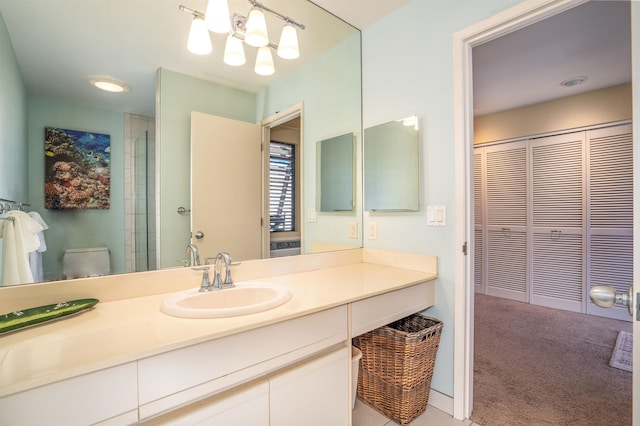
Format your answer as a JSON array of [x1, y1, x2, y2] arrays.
[[195, 231, 204, 239], [589, 285, 633, 316]]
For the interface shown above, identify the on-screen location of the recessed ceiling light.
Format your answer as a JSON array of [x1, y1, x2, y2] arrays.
[[560, 76, 587, 87], [89, 78, 130, 93]]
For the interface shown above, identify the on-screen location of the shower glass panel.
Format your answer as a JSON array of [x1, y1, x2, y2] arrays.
[[133, 131, 156, 271]]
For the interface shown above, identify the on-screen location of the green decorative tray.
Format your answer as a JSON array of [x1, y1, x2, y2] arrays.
[[0, 298, 99, 336]]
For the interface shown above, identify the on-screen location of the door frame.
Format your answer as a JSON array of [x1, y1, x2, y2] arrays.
[[452, 0, 591, 419], [260, 103, 304, 258]]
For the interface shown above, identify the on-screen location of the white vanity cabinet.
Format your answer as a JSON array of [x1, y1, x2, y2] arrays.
[[352, 280, 434, 336], [138, 306, 348, 421], [143, 380, 270, 426], [269, 347, 350, 425], [0, 252, 437, 426], [145, 347, 350, 426], [0, 362, 138, 426]]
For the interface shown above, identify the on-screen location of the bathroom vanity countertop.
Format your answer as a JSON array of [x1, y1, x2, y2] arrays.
[[0, 251, 437, 397]]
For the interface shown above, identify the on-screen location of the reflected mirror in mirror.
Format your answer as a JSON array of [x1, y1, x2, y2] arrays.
[[319, 133, 354, 212], [0, 0, 362, 288], [364, 116, 419, 212]]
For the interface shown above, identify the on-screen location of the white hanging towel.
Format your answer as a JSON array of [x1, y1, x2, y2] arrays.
[[28, 211, 49, 282], [1, 211, 43, 286]]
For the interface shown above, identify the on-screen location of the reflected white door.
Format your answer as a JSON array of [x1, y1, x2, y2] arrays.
[[190, 112, 263, 262]]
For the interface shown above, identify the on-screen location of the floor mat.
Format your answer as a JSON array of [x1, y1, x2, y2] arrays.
[[610, 330, 633, 372]]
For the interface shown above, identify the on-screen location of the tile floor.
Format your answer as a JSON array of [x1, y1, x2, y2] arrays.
[[352, 400, 480, 426]]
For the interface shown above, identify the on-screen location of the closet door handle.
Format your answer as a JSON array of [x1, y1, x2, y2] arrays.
[[501, 227, 511, 238]]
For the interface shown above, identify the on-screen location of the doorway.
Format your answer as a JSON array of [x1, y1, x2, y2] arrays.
[[261, 104, 303, 259], [452, 0, 636, 420]]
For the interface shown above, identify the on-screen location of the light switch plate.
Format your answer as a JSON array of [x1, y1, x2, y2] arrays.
[[368, 222, 377, 240], [427, 206, 446, 226], [349, 222, 358, 239], [307, 208, 317, 223]]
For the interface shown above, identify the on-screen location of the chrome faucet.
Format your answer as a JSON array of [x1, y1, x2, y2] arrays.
[[186, 244, 200, 266], [213, 252, 235, 289]]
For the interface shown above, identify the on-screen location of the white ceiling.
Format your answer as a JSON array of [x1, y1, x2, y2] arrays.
[[311, 0, 410, 30], [0, 1, 631, 118], [473, 0, 631, 115], [0, 0, 360, 117], [318, 0, 631, 116]]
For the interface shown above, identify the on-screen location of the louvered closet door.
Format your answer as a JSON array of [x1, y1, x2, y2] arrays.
[[485, 141, 528, 302], [587, 123, 633, 321], [474, 149, 484, 293], [530, 132, 584, 313]]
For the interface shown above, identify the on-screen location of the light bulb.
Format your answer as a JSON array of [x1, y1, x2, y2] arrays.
[[255, 46, 275, 75], [245, 9, 269, 47], [224, 34, 246, 66], [277, 24, 299, 59], [187, 16, 212, 55], [204, 0, 231, 33]]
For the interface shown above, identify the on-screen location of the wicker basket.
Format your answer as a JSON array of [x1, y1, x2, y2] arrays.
[[353, 314, 443, 425]]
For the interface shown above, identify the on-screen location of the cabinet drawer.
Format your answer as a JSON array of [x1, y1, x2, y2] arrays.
[[138, 305, 347, 418], [352, 281, 435, 337], [0, 362, 138, 426], [269, 347, 350, 426]]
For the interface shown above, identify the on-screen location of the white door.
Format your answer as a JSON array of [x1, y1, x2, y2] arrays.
[[483, 141, 528, 302], [530, 132, 584, 313], [190, 112, 263, 262]]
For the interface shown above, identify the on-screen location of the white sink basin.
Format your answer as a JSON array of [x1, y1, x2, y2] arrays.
[[160, 282, 291, 319]]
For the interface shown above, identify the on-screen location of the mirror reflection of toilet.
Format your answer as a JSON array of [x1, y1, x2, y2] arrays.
[[62, 247, 110, 279]]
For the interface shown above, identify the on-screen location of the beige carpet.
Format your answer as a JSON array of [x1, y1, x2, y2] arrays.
[[471, 294, 632, 426]]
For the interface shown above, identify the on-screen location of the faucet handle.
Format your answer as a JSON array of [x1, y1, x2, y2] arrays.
[[192, 266, 212, 292]]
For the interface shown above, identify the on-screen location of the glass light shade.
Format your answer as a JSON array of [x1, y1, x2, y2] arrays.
[[204, 0, 231, 33], [187, 16, 212, 55], [254, 46, 275, 75], [224, 34, 246, 66], [245, 9, 269, 47], [89, 79, 130, 93], [277, 24, 299, 59]]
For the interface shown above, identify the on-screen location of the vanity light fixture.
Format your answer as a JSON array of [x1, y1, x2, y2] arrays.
[[277, 24, 300, 60], [89, 77, 130, 93], [244, 8, 269, 47], [179, 0, 304, 75], [255, 45, 275, 75], [224, 33, 246, 66], [204, 0, 231, 33], [187, 15, 213, 55]]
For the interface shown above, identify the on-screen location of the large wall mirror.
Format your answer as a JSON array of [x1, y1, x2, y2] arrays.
[[364, 116, 419, 212], [0, 0, 362, 288], [319, 133, 354, 213]]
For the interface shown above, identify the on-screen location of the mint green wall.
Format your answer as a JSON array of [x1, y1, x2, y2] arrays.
[[258, 33, 363, 252], [361, 0, 526, 397], [0, 13, 28, 200], [157, 69, 256, 268], [27, 97, 125, 281]]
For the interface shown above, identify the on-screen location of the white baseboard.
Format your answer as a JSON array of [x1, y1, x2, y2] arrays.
[[428, 388, 454, 416]]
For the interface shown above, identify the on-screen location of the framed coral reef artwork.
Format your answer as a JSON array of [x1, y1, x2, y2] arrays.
[[44, 127, 111, 209]]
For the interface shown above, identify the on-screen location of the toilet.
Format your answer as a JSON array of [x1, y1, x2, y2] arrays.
[[62, 247, 110, 279]]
